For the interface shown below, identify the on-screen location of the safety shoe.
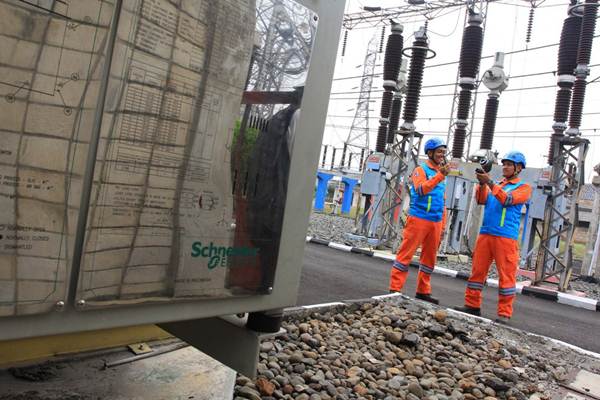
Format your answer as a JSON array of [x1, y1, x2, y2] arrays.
[[495, 315, 511, 325], [415, 293, 439, 305], [453, 305, 481, 317]]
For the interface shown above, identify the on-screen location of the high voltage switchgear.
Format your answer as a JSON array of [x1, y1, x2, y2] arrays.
[[566, 0, 598, 136], [479, 53, 508, 151], [549, 1, 582, 163], [401, 25, 430, 133], [376, 22, 404, 153], [451, 11, 483, 159]]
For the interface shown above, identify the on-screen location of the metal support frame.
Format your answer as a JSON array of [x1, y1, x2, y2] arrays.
[[375, 130, 423, 249], [534, 135, 589, 291], [341, 35, 378, 170]]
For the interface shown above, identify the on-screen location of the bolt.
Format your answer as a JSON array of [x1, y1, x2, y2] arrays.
[[267, 286, 273, 294], [55, 301, 65, 311], [76, 299, 86, 308]]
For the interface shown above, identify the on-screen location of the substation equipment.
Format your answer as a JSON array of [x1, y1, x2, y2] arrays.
[[354, 0, 598, 292], [0, 0, 345, 377]]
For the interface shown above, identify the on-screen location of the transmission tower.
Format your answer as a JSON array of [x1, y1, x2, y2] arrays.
[[340, 34, 378, 170]]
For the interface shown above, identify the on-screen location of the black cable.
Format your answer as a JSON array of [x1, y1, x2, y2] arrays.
[[326, 111, 600, 120], [331, 33, 600, 82], [330, 62, 600, 95], [328, 79, 600, 101]]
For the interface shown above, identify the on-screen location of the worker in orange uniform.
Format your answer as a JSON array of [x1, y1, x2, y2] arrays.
[[454, 151, 531, 323], [389, 137, 449, 304]]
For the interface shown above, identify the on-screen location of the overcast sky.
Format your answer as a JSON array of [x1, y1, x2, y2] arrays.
[[322, 0, 600, 181]]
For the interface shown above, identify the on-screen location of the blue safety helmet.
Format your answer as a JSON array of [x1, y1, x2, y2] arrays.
[[501, 151, 526, 169], [423, 138, 447, 154]]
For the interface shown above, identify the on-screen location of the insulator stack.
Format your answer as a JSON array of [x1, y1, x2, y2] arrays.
[[569, 77, 587, 129], [402, 27, 429, 128], [480, 96, 499, 150], [478, 51, 508, 152], [380, 91, 393, 119], [567, 0, 598, 135], [451, 12, 483, 159], [548, 7, 582, 163], [341, 143, 348, 167], [558, 15, 582, 78], [341, 30, 348, 57], [379, 26, 386, 53], [376, 124, 389, 153], [387, 93, 402, 144], [553, 88, 572, 122], [360, 149, 366, 171], [376, 23, 404, 153], [526, 7, 535, 44], [458, 15, 484, 84], [457, 90, 472, 120], [382, 23, 404, 90]]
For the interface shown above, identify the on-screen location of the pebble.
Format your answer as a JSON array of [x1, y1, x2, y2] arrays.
[[233, 298, 600, 400]]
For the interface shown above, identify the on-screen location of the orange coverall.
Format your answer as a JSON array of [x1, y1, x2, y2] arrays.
[[389, 160, 446, 295], [465, 177, 532, 317]]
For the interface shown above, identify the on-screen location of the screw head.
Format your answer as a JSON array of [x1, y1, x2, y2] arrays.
[[55, 301, 65, 311], [230, 222, 236, 230], [76, 299, 86, 308], [267, 286, 273, 294]]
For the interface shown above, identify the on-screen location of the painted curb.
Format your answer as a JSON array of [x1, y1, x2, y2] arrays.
[[306, 237, 600, 313]]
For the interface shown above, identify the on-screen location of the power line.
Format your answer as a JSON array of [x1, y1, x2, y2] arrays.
[[331, 34, 600, 82], [326, 111, 600, 121], [329, 80, 600, 101], [331, 63, 600, 95], [325, 124, 599, 135]]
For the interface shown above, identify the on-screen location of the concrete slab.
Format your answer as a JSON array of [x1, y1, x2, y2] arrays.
[[0, 341, 236, 400], [571, 370, 600, 398]]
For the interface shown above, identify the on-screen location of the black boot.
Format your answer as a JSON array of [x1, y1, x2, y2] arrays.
[[495, 315, 510, 325], [415, 293, 439, 305], [453, 305, 481, 317]]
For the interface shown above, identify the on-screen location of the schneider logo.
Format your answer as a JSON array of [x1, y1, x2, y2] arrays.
[[191, 242, 259, 269]]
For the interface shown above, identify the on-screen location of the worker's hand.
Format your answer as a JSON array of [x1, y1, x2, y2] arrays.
[[439, 163, 450, 176], [476, 171, 491, 185]]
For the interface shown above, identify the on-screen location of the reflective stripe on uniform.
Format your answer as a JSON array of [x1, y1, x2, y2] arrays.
[[419, 264, 434, 274], [467, 281, 484, 291], [426, 196, 432, 212], [393, 260, 409, 272], [499, 287, 517, 296], [500, 208, 507, 227]]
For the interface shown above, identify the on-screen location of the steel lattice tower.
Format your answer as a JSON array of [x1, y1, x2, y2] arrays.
[[340, 35, 378, 170]]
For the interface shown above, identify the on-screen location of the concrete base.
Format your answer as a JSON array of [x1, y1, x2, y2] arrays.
[[0, 341, 236, 400]]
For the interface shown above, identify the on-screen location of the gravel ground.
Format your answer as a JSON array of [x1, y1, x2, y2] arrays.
[[307, 213, 600, 299], [569, 277, 600, 300], [308, 212, 363, 248], [234, 298, 600, 400]]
